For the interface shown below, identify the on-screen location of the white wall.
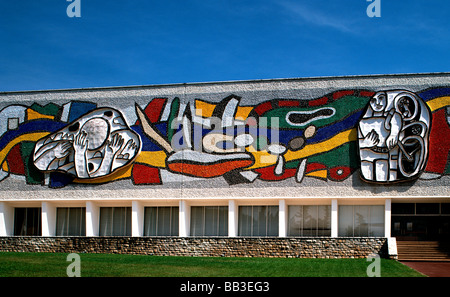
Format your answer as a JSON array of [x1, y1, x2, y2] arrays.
[[86, 201, 99, 236], [132, 201, 144, 237], [0, 202, 14, 236], [331, 199, 338, 238], [279, 200, 287, 237], [228, 200, 238, 237], [179, 200, 190, 237], [385, 199, 391, 238], [41, 202, 56, 236]]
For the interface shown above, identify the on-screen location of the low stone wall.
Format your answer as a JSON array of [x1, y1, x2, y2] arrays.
[[0, 237, 388, 258]]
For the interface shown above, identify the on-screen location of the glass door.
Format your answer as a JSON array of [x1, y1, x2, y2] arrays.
[[392, 215, 450, 240]]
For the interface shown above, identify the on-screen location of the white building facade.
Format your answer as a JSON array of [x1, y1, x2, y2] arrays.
[[0, 73, 449, 255]]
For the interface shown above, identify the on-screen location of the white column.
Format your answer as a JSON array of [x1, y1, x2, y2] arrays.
[[132, 201, 144, 237], [279, 200, 287, 237], [331, 199, 338, 237], [179, 200, 190, 237], [385, 199, 391, 238], [41, 202, 56, 236], [228, 200, 238, 237], [86, 201, 99, 236], [0, 202, 14, 236]]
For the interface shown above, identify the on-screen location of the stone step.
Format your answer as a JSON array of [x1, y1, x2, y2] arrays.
[[396, 241, 450, 261]]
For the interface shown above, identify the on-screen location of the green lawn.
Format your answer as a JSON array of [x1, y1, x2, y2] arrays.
[[0, 252, 424, 277]]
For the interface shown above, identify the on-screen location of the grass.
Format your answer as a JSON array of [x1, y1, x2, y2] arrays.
[[0, 252, 424, 277]]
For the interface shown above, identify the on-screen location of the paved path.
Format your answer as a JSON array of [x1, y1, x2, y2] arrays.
[[401, 262, 450, 277]]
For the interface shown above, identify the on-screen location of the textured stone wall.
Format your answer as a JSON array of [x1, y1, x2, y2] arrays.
[[0, 237, 388, 259]]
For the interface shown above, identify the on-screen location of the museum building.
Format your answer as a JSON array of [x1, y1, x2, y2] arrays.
[[0, 73, 449, 258]]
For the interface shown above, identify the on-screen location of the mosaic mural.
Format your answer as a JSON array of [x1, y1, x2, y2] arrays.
[[0, 87, 448, 188], [358, 90, 431, 183]]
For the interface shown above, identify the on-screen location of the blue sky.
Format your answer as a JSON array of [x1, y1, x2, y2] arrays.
[[1, 0, 449, 92]]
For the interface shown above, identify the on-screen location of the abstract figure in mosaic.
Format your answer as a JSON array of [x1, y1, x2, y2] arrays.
[[358, 90, 431, 183], [134, 96, 256, 182], [33, 108, 141, 179]]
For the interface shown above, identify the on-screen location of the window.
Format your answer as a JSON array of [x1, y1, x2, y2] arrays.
[[288, 205, 331, 236], [238, 206, 278, 236], [392, 203, 415, 215], [99, 207, 131, 236], [392, 203, 450, 215], [56, 207, 86, 236], [416, 203, 440, 215], [338, 205, 384, 237], [144, 207, 179, 236], [190, 206, 228, 236], [14, 208, 41, 236], [442, 204, 450, 215]]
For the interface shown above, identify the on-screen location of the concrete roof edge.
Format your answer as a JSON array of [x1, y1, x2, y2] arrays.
[[2, 72, 450, 96]]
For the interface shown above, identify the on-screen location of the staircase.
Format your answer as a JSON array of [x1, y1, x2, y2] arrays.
[[397, 241, 450, 261]]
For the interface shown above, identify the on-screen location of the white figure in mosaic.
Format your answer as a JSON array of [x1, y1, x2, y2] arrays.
[[358, 90, 431, 183], [33, 108, 141, 179]]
